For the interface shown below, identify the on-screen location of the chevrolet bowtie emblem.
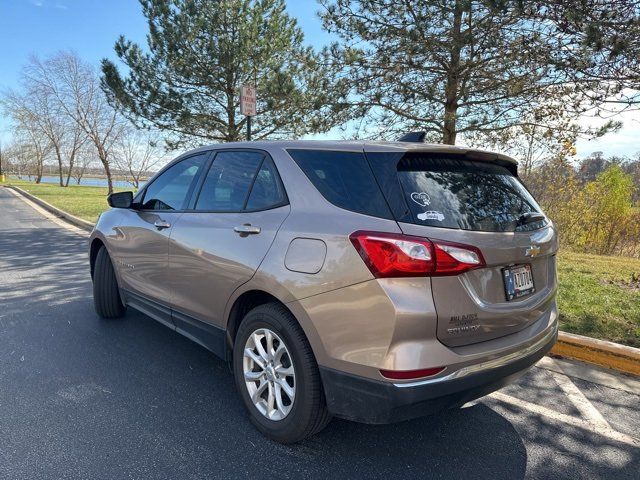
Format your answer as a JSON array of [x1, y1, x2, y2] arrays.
[[525, 245, 542, 257]]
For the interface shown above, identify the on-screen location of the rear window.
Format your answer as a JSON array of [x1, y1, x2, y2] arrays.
[[396, 156, 546, 232], [287, 149, 392, 219]]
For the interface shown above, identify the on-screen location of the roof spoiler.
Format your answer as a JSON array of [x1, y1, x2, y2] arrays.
[[397, 131, 426, 143]]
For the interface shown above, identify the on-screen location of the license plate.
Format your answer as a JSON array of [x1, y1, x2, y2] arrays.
[[502, 264, 535, 301]]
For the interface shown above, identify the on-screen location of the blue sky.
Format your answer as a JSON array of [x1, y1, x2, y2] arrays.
[[1, 0, 637, 158]]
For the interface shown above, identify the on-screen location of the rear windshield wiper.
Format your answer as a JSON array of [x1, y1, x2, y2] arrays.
[[516, 212, 546, 227]]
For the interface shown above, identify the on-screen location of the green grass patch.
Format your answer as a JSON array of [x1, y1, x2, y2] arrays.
[[7, 179, 129, 222], [557, 250, 640, 347]]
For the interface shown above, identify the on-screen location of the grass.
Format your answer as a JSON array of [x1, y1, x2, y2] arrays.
[[3, 178, 639, 347], [557, 251, 640, 347], [5, 178, 128, 222]]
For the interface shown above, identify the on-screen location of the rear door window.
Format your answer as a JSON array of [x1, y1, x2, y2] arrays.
[[245, 157, 287, 210], [287, 149, 392, 219], [195, 151, 264, 211], [395, 156, 546, 232]]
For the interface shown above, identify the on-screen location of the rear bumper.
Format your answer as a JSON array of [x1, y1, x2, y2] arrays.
[[319, 323, 557, 424]]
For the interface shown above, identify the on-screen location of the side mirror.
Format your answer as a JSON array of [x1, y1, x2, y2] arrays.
[[107, 191, 134, 209]]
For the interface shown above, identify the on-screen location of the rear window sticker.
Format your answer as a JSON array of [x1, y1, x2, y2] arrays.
[[418, 211, 445, 222], [410, 192, 431, 207]]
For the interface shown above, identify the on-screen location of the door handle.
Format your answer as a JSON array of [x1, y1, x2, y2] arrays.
[[154, 219, 171, 230], [234, 224, 261, 235]]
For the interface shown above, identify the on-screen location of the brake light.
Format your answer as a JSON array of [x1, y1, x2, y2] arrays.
[[380, 366, 445, 380], [349, 231, 485, 278]]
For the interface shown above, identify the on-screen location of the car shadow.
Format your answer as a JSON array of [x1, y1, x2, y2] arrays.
[[8, 304, 530, 479]]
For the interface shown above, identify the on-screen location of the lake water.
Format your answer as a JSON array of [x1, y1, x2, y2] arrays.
[[10, 175, 146, 189]]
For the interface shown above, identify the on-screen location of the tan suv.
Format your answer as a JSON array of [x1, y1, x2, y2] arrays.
[[89, 141, 558, 443]]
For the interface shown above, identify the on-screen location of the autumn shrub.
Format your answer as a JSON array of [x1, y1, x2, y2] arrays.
[[526, 162, 638, 257]]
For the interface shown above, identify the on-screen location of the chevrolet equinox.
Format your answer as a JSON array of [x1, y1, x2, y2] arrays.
[[89, 140, 558, 443]]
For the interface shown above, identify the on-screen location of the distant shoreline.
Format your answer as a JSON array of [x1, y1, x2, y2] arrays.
[[7, 175, 149, 188]]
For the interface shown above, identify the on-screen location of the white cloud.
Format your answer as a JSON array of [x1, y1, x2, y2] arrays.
[[575, 107, 640, 159]]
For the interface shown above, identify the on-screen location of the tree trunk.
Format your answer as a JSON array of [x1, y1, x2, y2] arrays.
[[34, 147, 44, 183], [104, 164, 114, 194], [95, 143, 114, 194], [65, 152, 75, 187], [35, 160, 43, 183], [102, 154, 114, 194], [54, 145, 64, 186], [443, 1, 463, 145], [65, 164, 73, 186]]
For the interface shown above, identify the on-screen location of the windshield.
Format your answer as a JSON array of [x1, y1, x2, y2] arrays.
[[395, 156, 546, 232]]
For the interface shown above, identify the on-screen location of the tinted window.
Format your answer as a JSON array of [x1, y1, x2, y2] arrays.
[[142, 154, 207, 210], [396, 156, 546, 232], [195, 151, 263, 211], [245, 157, 286, 210], [287, 149, 392, 219]]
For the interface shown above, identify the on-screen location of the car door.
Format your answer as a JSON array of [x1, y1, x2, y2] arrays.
[[112, 153, 210, 322], [168, 150, 290, 350]]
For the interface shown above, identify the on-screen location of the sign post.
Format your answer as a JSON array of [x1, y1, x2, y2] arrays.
[[240, 84, 256, 141]]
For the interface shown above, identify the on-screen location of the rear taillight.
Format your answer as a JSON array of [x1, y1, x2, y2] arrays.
[[349, 231, 485, 278]]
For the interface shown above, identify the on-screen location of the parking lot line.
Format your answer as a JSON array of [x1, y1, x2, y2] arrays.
[[546, 359, 611, 430], [489, 391, 639, 447], [489, 357, 640, 452]]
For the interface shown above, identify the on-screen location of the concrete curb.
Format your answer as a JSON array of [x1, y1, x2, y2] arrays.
[[5, 185, 95, 232], [551, 331, 640, 376], [4, 184, 639, 377]]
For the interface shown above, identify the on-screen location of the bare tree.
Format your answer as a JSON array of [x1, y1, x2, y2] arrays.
[[22, 128, 51, 183], [4, 83, 66, 186], [10, 139, 49, 181], [1, 105, 53, 183], [70, 146, 96, 185], [114, 129, 166, 189], [22, 52, 124, 193], [3, 56, 90, 187], [61, 122, 88, 186]]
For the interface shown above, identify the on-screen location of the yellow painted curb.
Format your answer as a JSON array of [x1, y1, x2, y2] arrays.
[[551, 331, 640, 376]]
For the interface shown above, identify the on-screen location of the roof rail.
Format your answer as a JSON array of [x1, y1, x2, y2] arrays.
[[397, 131, 427, 143]]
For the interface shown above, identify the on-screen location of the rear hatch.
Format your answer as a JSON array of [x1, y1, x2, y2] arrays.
[[366, 149, 558, 347]]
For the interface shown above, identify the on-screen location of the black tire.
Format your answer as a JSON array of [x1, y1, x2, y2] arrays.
[[93, 246, 126, 319], [233, 302, 331, 443]]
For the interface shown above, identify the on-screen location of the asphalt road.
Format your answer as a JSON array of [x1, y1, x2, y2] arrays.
[[0, 186, 638, 479]]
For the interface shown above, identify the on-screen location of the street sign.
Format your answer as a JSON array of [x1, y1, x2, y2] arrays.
[[240, 84, 256, 117]]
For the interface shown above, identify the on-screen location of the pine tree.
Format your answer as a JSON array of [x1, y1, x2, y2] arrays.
[[320, 0, 639, 145], [101, 0, 348, 148]]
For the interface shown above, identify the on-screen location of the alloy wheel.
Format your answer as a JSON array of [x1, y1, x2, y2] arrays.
[[243, 328, 296, 421]]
